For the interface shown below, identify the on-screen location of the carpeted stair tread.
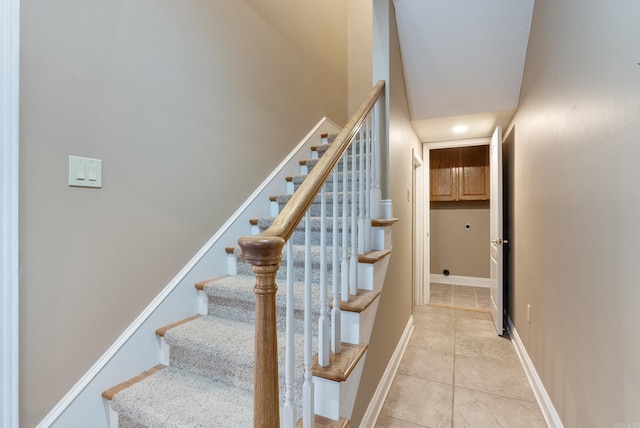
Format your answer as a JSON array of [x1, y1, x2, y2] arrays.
[[102, 365, 167, 401], [200, 275, 324, 325], [163, 315, 265, 392], [163, 316, 255, 366], [164, 312, 311, 394], [233, 245, 340, 283], [156, 315, 202, 337], [202, 274, 322, 303], [111, 366, 253, 428]]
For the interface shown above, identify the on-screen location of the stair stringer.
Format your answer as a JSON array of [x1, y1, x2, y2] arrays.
[[313, 235, 394, 422], [314, 352, 366, 421], [37, 118, 341, 428]]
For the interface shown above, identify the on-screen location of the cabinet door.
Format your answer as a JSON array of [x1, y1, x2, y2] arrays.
[[458, 145, 489, 200], [430, 148, 457, 201]]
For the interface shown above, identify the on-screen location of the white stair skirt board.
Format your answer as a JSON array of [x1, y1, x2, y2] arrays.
[[313, 351, 367, 420], [37, 118, 341, 428], [359, 256, 392, 293], [361, 316, 414, 427], [341, 298, 380, 345], [507, 317, 563, 428], [430, 273, 490, 288]]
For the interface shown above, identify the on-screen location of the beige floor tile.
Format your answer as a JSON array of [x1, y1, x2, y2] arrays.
[[379, 305, 545, 428], [409, 328, 455, 353], [452, 285, 475, 296], [430, 293, 453, 305], [380, 374, 453, 428], [455, 318, 498, 339], [454, 354, 536, 402], [375, 414, 427, 427], [430, 283, 452, 294], [413, 311, 457, 332], [451, 293, 477, 308], [453, 386, 547, 428], [477, 299, 491, 310], [454, 309, 492, 321], [416, 305, 457, 319], [475, 287, 490, 297], [455, 335, 520, 365], [398, 343, 454, 384]]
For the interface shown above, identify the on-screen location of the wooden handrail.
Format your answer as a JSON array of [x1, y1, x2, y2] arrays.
[[259, 80, 384, 243], [238, 80, 386, 428]]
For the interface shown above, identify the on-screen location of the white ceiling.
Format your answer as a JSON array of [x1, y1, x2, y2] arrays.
[[393, 0, 535, 143]]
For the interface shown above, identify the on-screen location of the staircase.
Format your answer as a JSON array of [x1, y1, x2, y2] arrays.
[[102, 82, 393, 427]]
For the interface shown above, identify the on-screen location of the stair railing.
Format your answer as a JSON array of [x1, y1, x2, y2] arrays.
[[238, 80, 386, 428]]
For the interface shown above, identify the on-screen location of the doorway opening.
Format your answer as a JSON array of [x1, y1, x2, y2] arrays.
[[423, 138, 492, 312]]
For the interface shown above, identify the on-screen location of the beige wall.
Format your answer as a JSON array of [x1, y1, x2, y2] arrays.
[[430, 202, 490, 278], [508, 0, 640, 425], [19, 1, 346, 425], [350, 1, 421, 425]]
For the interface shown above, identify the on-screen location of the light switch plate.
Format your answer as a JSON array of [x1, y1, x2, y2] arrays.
[[69, 156, 102, 188]]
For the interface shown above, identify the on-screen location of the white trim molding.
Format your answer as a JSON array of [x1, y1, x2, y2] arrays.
[[1, 0, 21, 426], [361, 316, 414, 427], [507, 317, 563, 428], [430, 273, 490, 288]]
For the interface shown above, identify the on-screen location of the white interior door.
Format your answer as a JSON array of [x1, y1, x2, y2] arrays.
[[489, 126, 504, 336]]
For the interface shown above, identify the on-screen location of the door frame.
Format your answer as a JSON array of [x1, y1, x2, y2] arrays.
[[412, 149, 426, 305], [1, 0, 20, 426], [423, 137, 490, 295]]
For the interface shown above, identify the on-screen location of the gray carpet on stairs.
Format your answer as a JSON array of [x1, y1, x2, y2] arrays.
[[112, 367, 253, 428], [111, 134, 363, 427]]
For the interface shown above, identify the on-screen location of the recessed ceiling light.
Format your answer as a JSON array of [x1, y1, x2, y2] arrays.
[[452, 125, 468, 133]]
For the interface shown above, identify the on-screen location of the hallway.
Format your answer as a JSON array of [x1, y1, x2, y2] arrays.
[[375, 303, 547, 427]]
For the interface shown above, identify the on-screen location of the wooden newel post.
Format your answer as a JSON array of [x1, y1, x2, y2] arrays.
[[238, 235, 285, 428]]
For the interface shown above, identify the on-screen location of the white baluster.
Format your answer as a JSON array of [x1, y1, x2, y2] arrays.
[[358, 127, 365, 254], [283, 239, 296, 428], [364, 115, 372, 252], [332, 167, 342, 354], [341, 152, 350, 302], [350, 138, 358, 296], [303, 210, 314, 427], [372, 103, 382, 219], [318, 185, 329, 367]]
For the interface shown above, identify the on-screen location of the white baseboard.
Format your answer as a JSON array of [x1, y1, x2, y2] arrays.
[[360, 316, 414, 427], [430, 274, 490, 288], [507, 317, 563, 428]]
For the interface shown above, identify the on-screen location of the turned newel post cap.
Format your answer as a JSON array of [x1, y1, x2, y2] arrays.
[[238, 235, 285, 266]]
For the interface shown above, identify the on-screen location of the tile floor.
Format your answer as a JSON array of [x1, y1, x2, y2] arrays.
[[429, 283, 491, 311], [375, 305, 547, 428]]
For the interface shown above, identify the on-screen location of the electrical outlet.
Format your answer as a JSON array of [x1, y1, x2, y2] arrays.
[[527, 304, 531, 323]]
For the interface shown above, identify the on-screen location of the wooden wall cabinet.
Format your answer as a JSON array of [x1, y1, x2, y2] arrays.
[[430, 146, 489, 201]]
